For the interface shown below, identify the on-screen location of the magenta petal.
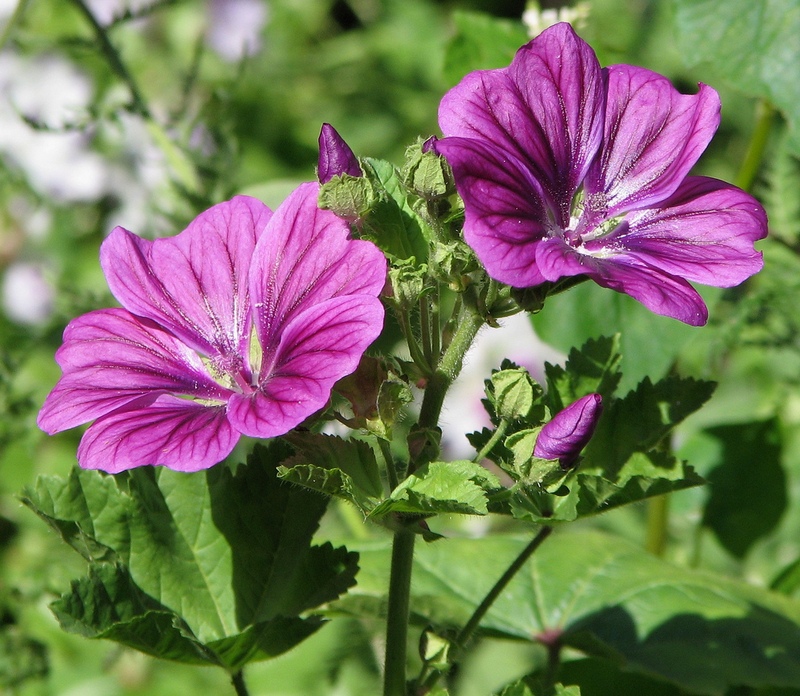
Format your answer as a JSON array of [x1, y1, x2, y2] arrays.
[[78, 395, 239, 473], [228, 295, 384, 438], [534, 393, 603, 465], [439, 23, 604, 219], [435, 137, 549, 287], [37, 308, 228, 434], [586, 66, 721, 216], [250, 182, 387, 354], [101, 196, 271, 358], [620, 176, 767, 286]]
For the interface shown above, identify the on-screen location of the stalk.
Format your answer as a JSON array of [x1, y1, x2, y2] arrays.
[[383, 528, 416, 696]]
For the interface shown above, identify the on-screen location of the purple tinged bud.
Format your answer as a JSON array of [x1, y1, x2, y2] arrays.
[[422, 135, 438, 154], [318, 123, 361, 183], [534, 393, 603, 466]]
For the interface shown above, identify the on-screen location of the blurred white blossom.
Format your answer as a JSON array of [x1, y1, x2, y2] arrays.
[[441, 313, 565, 459], [522, 2, 590, 38], [207, 0, 269, 62], [2, 261, 54, 325]]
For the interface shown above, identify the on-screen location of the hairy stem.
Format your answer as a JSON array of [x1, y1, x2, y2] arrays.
[[383, 527, 416, 696]]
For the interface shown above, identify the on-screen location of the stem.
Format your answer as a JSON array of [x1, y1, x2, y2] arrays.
[[472, 419, 509, 463], [67, 0, 151, 117], [735, 100, 776, 192], [231, 670, 250, 696], [645, 494, 669, 557], [399, 309, 431, 376], [0, 0, 30, 52], [419, 295, 434, 368], [379, 437, 399, 492], [455, 526, 553, 648], [383, 528, 416, 696]]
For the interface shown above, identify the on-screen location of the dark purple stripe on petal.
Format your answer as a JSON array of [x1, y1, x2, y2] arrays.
[[37, 308, 229, 434], [77, 394, 238, 472], [101, 196, 270, 362], [228, 295, 384, 438]]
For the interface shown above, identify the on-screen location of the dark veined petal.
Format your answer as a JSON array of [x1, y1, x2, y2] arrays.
[[101, 195, 271, 360], [37, 308, 230, 435], [77, 394, 239, 473], [534, 393, 603, 466], [615, 176, 767, 286], [439, 22, 604, 222], [585, 65, 721, 217], [534, 237, 710, 325], [249, 182, 387, 356], [227, 295, 384, 438], [434, 136, 550, 288], [318, 123, 362, 182]]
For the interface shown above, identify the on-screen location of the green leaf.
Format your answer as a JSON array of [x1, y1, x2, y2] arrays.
[[361, 157, 430, 261], [443, 11, 529, 86], [280, 432, 384, 510], [544, 335, 622, 410], [533, 287, 706, 393], [346, 530, 800, 694], [0, 626, 47, 689], [761, 131, 800, 244], [702, 419, 786, 559], [672, 0, 800, 155], [492, 367, 542, 421], [772, 557, 800, 596], [496, 681, 536, 696], [370, 460, 500, 518], [23, 445, 359, 670], [559, 658, 683, 695], [582, 375, 715, 478]]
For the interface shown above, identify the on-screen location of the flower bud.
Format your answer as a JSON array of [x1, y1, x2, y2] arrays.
[[534, 393, 603, 466], [317, 123, 361, 183]]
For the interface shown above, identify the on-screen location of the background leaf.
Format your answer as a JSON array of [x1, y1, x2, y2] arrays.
[[671, 0, 800, 155], [344, 530, 800, 694], [701, 419, 786, 559]]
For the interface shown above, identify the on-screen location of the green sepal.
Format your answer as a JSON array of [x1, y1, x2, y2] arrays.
[[491, 367, 543, 422], [317, 173, 377, 221]]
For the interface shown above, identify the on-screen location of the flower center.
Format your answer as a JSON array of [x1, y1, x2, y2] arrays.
[[556, 189, 625, 254]]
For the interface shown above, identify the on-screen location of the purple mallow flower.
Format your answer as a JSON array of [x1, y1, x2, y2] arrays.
[[534, 393, 603, 466], [436, 23, 767, 325], [318, 123, 362, 183], [38, 183, 386, 473]]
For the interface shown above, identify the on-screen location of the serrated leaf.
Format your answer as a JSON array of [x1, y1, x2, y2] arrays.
[[492, 367, 541, 421], [672, 0, 800, 155], [443, 11, 529, 86], [582, 375, 715, 478], [533, 288, 705, 393], [361, 157, 430, 261], [23, 445, 359, 670], [277, 464, 375, 515], [282, 432, 384, 500], [346, 530, 800, 694], [544, 335, 622, 410], [370, 460, 499, 518], [702, 419, 785, 559]]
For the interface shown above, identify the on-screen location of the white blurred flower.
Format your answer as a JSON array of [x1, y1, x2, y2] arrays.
[[522, 2, 590, 38], [207, 0, 269, 62], [2, 261, 54, 325], [0, 53, 107, 201], [84, 0, 157, 26], [440, 313, 565, 459]]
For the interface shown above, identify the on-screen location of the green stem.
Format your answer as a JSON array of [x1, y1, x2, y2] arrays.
[[645, 494, 669, 557], [383, 528, 416, 696], [231, 670, 250, 696], [472, 419, 509, 463], [735, 100, 776, 193], [431, 283, 441, 361], [455, 525, 553, 649], [420, 526, 554, 692], [399, 309, 431, 376], [419, 295, 434, 368], [417, 306, 484, 432], [67, 0, 151, 117], [379, 438, 399, 492]]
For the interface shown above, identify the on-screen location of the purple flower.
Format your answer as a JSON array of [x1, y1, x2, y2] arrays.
[[38, 183, 387, 473], [534, 393, 603, 466], [318, 123, 362, 183], [436, 23, 767, 325]]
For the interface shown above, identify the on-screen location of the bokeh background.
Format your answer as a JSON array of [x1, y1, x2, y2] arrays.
[[2, 0, 799, 694]]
